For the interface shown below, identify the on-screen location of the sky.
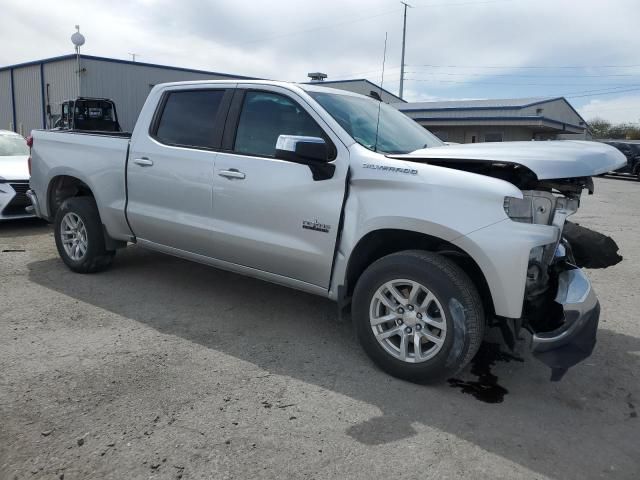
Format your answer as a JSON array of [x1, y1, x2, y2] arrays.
[[2, 0, 639, 124]]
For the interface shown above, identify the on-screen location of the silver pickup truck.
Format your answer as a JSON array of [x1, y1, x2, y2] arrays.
[[27, 80, 625, 383]]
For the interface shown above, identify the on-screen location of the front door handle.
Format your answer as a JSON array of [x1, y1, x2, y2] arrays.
[[133, 157, 154, 167], [218, 169, 246, 180]]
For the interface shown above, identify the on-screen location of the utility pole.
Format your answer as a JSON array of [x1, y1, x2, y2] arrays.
[[399, 1, 412, 100], [128, 53, 139, 62]]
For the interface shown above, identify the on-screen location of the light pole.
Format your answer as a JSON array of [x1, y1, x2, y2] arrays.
[[71, 25, 85, 97], [399, 2, 412, 100]]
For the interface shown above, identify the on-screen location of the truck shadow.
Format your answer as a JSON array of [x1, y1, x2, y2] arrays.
[[27, 247, 640, 480]]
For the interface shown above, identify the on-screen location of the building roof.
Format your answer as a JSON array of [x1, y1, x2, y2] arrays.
[[305, 78, 405, 103], [394, 96, 588, 132], [394, 96, 561, 111], [0, 53, 256, 79]]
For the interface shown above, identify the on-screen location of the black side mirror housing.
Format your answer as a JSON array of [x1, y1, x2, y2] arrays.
[[275, 135, 335, 180]]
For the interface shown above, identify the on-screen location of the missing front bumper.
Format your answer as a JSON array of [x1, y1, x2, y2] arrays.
[[530, 267, 600, 381]]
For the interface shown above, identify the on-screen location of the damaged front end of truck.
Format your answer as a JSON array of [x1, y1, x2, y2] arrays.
[[478, 173, 619, 381], [392, 140, 626, 380], [509, 186, 615, 381]]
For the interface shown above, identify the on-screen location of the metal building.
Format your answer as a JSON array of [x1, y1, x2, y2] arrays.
[[9, 54, 588, 145], [305, 79, 404, 104], [394, 97, 590, 143], [0, 54, 253, 134]]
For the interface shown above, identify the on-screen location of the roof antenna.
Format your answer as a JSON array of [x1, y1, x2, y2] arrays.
[[373, 32, 388, 153]]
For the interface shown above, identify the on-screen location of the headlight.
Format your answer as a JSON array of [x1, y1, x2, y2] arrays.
[[503, 196, 533, 223], [504, 191, 556, 225]]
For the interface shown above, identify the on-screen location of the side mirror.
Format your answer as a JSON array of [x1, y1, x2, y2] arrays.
[[275, 135, 335, 181]]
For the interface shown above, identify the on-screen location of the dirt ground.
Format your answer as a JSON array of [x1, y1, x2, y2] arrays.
[[1, 177, 638, 480]]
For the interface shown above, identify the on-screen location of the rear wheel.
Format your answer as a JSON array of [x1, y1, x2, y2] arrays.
[[352, 250, 485, 383], [54, 197, 115, 273]]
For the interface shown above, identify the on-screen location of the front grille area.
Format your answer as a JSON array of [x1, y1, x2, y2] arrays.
[[2, 182, 31, 216]]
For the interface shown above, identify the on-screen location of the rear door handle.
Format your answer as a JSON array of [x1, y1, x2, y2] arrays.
[[133, 157, 154, 167], [218, 169, 246, 180]]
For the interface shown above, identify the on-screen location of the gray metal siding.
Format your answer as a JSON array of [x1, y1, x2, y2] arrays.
[[0, 70, 12, 131], [80, 59, 238, 131], [521, 98, 584, 127], [404, 107, 524, 120], [42, 59, 77, 128], [317, 81, 402, 104], [13, 64, 43, 136], [423, 125, 536, 144]]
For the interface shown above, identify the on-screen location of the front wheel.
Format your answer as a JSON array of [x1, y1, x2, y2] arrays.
[[352, 250, 485, 383], [54, 197, 115, 273]]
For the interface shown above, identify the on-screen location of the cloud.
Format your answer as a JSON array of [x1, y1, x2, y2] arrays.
[[1, 0, 639, 106], [579, 95, 640, 124]]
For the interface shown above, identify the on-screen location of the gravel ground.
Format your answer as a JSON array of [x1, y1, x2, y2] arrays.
[[1, 177, 638, 480]]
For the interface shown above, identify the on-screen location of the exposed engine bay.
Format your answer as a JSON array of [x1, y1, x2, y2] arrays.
[[414, 159, 594, 197]]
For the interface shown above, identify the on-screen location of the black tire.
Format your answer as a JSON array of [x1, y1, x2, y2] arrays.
[[54, 196, 115, 273], [352, 250, 484, 383]]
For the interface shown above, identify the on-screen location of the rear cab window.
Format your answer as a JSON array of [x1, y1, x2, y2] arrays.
[[152, 89, 227, 149]]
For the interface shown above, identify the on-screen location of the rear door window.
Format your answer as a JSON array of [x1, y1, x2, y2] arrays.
[[155, 90, 226, 149]]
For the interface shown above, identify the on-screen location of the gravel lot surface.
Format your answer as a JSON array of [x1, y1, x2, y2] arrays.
[[1, 177, 638, 480]]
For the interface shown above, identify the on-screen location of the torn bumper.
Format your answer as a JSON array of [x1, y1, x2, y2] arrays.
[[530, 267, 599, 381]]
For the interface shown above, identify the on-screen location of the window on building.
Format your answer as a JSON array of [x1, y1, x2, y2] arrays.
[[234, 91, 325, 157], [536, 108, 544, 115], [484, 132, 504, 142], [155, 89, 225, 149]]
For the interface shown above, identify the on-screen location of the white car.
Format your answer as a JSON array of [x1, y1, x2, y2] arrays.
[[0, 130, 32, 220]]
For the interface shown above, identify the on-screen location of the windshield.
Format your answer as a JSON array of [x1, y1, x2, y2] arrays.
[[0, 135, 28, 156], [308, 91, 443, 154]]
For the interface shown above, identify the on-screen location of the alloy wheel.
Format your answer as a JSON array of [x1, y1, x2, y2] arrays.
[[369, 279, 447, 363]]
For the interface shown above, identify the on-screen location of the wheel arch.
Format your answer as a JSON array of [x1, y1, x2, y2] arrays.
[[341, 228, 495, 317], [47, 175, 125, 251], [47, 174, 95, 219]]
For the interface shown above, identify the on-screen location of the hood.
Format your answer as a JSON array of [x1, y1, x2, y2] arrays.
[[0, 155, 30, 181], [391, 140, 626, 180]]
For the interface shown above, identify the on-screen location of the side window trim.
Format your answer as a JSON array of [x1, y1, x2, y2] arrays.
[[221, 89, 246, 152], [222, 88, 336, 160], [148, 88, 234, 151]]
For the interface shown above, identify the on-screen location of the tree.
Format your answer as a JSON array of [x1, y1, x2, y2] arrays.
[[588, 117, 612, 139], [588, 118, 640, 140]]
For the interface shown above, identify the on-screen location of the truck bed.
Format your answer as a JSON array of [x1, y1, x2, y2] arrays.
[[30, 129, 132, 241]]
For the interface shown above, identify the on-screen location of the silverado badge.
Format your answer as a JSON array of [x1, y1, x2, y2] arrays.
[[302, 219, 331, 233]]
